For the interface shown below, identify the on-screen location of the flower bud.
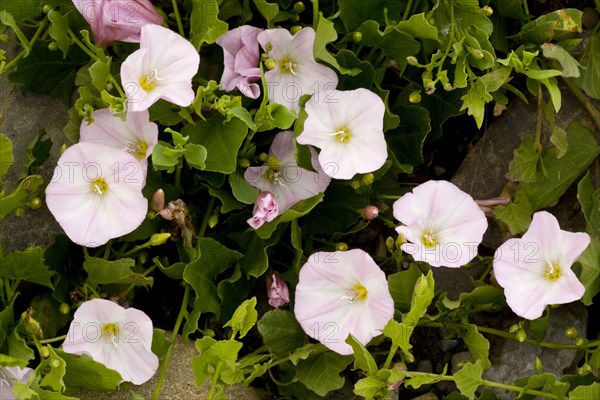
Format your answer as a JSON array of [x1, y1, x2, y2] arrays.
[[577, 364, 592, 376], [149, 233, 171, 246], [575, 337, 586, 347], [59, 144, 67, 155], [266, 155, 281, 170], [208, 214, 219, 228], [385, 236, 395, 253], [408, 91, 421, 104], [290, 25, 302, 35], [362, 205, 379, 220], [58, 303, 70, 315], [293, 1, 305, 13], [290, 13, 300, 22], [48, 42, 58, 51], [534, 357, 542, 373], [238, 158, 250, 168], [336, 242, 348, 251], [105, 82, 113, 91], [406, 56, 418, 66], [258, 153, 269, 162], [21, 308, 43, 338], [266, 272, 290, 308], [352, 32, 362, 43], [15, 207, 26, 217], [516, 329, 527, 342], [361, 173, 375, 186], [565, 327, 578, 339], [350, 180, 361, 190], [481, 6, 493, 16], [424, 81, 436, 95], [265, 42, 273, 52], [43, 5, 53, 14], [470, 49, 484, 59], [151, 189, 165, 212], [137, 251, 148, 264], [27, 197, 42, 209], [443, 83, 453, 91], [40, 346, 50, 358], [50, 359, 60, 368]]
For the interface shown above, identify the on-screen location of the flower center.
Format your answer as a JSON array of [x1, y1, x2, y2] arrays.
[[342, 284, 368, 302], [279, 57, 298, 75], [264, 169, 285, 185], [421, 231, 438, 248], [139, 69, 162, 92], [102, 323, 119, 347], [331, 128, 351, 143], [90, 178, 109, 196], [544, 261, 562, 281], [126, 140, 149, 160]]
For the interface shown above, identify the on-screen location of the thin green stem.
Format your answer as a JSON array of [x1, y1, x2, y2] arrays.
[[481, 379, 558, 399], [402, 0, 414, 21], [564, 77, 600, 130], [425, 322, 598, 350], [171, 0, 185, 37], [36, 334, 67, 344], [534, 84, 544, 149], [198, 196, 216, 238], [310, 0, 319, 27], [383, 345, 398, 369], [68, 29, 98, 60], [119, 264, 157, 299], [1, 18, 48, 73], [174, 162, 183, 191], [207, 361, 223, 400], [522, 0, 530, 16], [436, 0, 455, 77], [152, 284, 191, 400]]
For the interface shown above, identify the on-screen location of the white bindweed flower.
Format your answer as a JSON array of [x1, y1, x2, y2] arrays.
[[121, 24, 200, 111], [62, 298, 158, 385], [493, 211, 590, 320], [244, 131, 330, 212], [0, 366, 34, 399], [294, 249, 394, 355], [45, 142, 148, 248], [297, 88, 387, 180], [393, 180, 488, 268], [80, 108, 158, 173], [258, 27, 338, 112]]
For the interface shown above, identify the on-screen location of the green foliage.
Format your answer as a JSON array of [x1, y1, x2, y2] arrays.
[[83, 255, 153, 287], [454, 360, 484, 400], [257, 309, 307, 357], [223, 297, 257, 338], [59, 351, 122, 390], [190, 0, 229, 50], [294, 351, 353, 396], [573, 31, 600, 99], [346, 334, 378, 376], [0, 246, 54, 289], [0, 133, 14, 183], [516, 9, 583, 44]]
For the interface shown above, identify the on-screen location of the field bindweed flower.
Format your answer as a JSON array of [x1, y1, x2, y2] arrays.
[[121, 24, 200, 112], [294, 249, 394, 355], [247, 191, 279, 229], [244, 131, 330, 212], [79, 108, 158, 172], [258, 27, 338, 111], [493, 211, 590, 320], [297, 88, 387, 179], [393, 180, 488, 268], [0, 366, 34, 399], [45, 142, 148, 248], [266, 272, 290, 308], [217, 25, 263, 99], [73, 0, 164, 47], [62, 298, 158, 385]]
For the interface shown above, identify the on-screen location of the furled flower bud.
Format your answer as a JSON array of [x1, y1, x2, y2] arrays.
[[149, 233, 171, 246], [151, 189, 165, 212], [266, 272, 290, 308], [40, 346, 50, 359], [481, 6, 493, 16], [290, 25, 302, 35], [516, 330, 527, 342], [208, 214, 219, 228], [406, 56, 418, 66], [238, 158, 251, 168], [362, 173, 375, 186], [247, 191, 279, 229], [362, 205, 379, 220], [293, 1, 305, 13], [352, 32, 362, 43], [408, 91, 421, 104], [336, 243, 348, 251], [264, 58, 277, 70]]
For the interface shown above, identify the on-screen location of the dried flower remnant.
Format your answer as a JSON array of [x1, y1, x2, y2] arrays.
[[247, 191, 279, 229]]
